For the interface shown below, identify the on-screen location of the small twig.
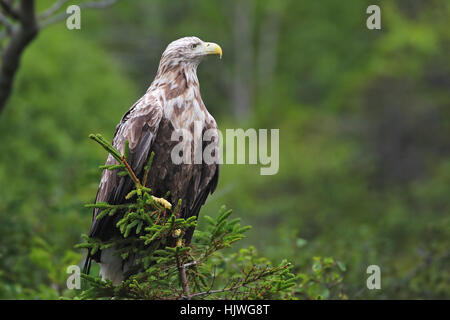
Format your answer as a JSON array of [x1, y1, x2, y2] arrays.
[[0, 12, 13, 33], [208, 265, 217, 293], [179, 264, 286, 300], [232, 265, 254, 299], [121, 155, 142, 187], [176, 250, 191, 299], [181, 284, 244, 300], [0, 0, 21, 20], [39, 0, 117, 28], [38, 0, 70, 20], [157, 260, 199, 275]]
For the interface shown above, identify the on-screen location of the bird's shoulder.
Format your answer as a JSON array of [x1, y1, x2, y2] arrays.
[[112, 92, 163, 151]]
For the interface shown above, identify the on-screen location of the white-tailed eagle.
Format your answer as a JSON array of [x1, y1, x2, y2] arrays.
[[83, 37, 222, 284]]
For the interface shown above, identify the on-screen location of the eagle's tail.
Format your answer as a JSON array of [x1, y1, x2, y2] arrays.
[[98, 247, 126, 285], [83, 247, 136, 285]]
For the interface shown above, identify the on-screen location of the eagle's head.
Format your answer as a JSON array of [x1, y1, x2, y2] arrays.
[[160, 36, 222, 69]]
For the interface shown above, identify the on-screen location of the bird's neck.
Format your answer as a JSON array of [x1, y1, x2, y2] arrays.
[[152, 63, 199, 90]]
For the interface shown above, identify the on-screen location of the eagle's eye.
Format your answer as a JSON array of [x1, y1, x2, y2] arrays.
[[191, 43, 199, 49]]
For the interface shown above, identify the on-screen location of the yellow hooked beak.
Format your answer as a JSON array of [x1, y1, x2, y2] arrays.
[[203, 42, 222, 59]]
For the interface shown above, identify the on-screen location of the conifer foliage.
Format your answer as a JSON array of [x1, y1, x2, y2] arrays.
[[75, 134, 300, 299]]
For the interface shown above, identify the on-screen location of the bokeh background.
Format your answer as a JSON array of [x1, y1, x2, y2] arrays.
[[0, 0, 449, 299]]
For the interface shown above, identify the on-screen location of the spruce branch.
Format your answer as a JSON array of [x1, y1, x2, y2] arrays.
[[74, 132, 343, 300]]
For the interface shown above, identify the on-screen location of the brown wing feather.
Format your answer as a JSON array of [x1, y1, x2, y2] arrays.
[[86, 95, 163, 265], [183, 164, 219, 243]]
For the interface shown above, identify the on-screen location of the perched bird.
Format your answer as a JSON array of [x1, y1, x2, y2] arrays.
[[83, 37, 222, 284]]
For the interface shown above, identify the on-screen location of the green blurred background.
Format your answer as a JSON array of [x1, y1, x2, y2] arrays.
[[0, 0, 449, 299]]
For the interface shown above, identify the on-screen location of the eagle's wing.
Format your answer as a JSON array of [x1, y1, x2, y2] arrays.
[[88, 94, 163, 247], [183, 163, 219, 243], [182, 124, 220, 243]]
